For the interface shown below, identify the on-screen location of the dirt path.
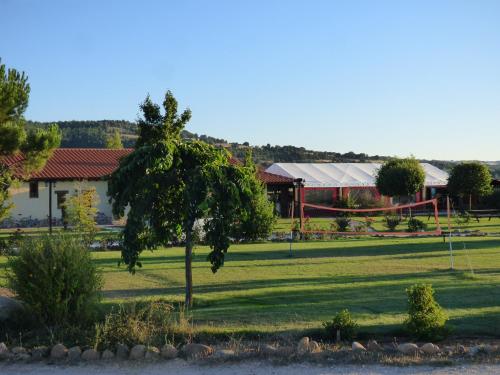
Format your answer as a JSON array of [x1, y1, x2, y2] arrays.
[[1, 361, 499, 375]]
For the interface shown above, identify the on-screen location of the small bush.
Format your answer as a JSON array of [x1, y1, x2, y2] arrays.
[[455, 211, 471, 226], [64, 185, 99, 244], [335, 217, 351, 232], [7, 234, 102, 327], [384, 215, 401, 231], [94, 300, 192, 350], [333, 196, 356, 217], [323, 309, 358, 341], [404, 284, 448, 341], [407, 217, 427, 232]]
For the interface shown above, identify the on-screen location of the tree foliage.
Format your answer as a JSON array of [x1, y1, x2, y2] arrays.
[[105, 128, 124, 149], [375, 157, 425, 198], [447, 162, 493, 203], [65, 184, 99, 243], [108, 91, 272, 305], [0, 59, 61, 220], [230, 152, 275, 242]]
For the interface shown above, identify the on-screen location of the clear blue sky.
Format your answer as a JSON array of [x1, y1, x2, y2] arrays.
[[2, 0, 499, 160]]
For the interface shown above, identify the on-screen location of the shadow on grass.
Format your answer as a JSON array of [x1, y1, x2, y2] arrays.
[[101, 271, 500, 339], [91, 238, 500, 271]]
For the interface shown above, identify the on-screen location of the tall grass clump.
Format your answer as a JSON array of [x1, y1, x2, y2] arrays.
[[93, 300, 192, 350], [404, 284, 449, 341], [7, 234, 102, 328]]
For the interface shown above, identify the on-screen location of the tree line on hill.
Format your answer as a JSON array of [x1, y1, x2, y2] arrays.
[[25, 120, 500, 177], [25, 120, 389, 164]]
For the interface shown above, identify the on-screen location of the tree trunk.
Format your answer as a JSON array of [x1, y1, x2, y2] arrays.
[[185, 226, 194, 307], [469, 194, 472, 211]]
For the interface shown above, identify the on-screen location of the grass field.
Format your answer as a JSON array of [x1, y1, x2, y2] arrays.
[[274, 216, 500, 234], [2, 233, 499, 339]]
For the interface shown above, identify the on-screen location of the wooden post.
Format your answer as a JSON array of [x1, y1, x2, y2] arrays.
[[447, 196, 454, 270]]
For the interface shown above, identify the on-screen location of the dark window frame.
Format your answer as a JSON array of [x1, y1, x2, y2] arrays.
[[29, 181, 39, 198]]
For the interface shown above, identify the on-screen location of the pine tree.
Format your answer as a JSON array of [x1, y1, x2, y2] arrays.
[[0, 59, 61, 220]]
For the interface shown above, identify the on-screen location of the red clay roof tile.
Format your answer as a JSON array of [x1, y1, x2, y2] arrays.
[[2, 148, 132, 180]]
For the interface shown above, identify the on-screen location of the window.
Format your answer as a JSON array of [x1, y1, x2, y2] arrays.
[[304, 189, 335, 206], [29, 181, 39, 198], [56, 191, 69, 209]]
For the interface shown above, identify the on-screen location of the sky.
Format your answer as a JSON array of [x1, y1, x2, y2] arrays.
[[2, 0, 500, 160]]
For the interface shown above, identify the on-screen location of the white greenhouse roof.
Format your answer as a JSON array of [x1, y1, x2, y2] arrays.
[[265, 163, 449, 188]]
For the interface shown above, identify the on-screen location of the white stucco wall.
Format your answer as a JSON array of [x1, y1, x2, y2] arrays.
[[6, 179, 113, 223]]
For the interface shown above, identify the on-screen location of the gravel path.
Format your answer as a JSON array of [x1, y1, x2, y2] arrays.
[[1, 361, 499, 375]]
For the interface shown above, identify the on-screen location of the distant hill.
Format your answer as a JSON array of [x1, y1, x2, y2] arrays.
[[26, 120, 500, 177]]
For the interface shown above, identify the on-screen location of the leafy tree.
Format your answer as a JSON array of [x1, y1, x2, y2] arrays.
[[108, 91, 271, 306], [375, 157, 425, 201], [0, 59, 61, 220], [231, 152, 275, 242], [447, 162, 493, 210], [106, 129, 124, 149], [65, 184, 99, 243]]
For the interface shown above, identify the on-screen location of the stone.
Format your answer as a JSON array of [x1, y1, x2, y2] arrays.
[[50, 344, 68, 360], [11, 347, 30, 361], [367, 340, 383, 352], [182, 343, 214, 359], [469, 345, 482, 356], [420, 343, 440, 354], [442, 345, 454, 355], [31, 346, 49, 360], [0, 342, 12, 360], [81, 349, 100, 361], [260, 344, 277, 355], [15, 353, 31, 361], [483, 344, 497, 354], [145, 346, 160, 360], [398, 343, 419, 355], [102, 349, 115, 360], [0, 296, 24, 322], [457, 345, 467, 355], [297, 337, 310, 355], [309, 340, 321, 353], [116, 343, 129, 360], [160, 344, 178, 359], [130, 345, 146, 360], [352, 342, 367, 352], [67, 346, 82, 362], [213, 349, 235, 359], [11, 347, 27, 355]]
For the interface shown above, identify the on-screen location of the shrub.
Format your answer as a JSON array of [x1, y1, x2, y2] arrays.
[[323, 309, 358, 341], [7, 234, 102, 327], [407, 217, 427, 232], [384, 215, 401, 231], [455, 211, 471, 226], [94, 300, 192, 350], [335, 217, 351, 232], [404, 284, 448, 341], [64, 185, 99, 244]]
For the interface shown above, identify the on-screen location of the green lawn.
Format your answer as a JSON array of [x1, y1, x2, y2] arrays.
[[274, 216, 500, 233], [3, 235, 498, 338]]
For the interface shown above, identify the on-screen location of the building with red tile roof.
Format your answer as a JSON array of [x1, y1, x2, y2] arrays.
[[1, 148, 295, 227]]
